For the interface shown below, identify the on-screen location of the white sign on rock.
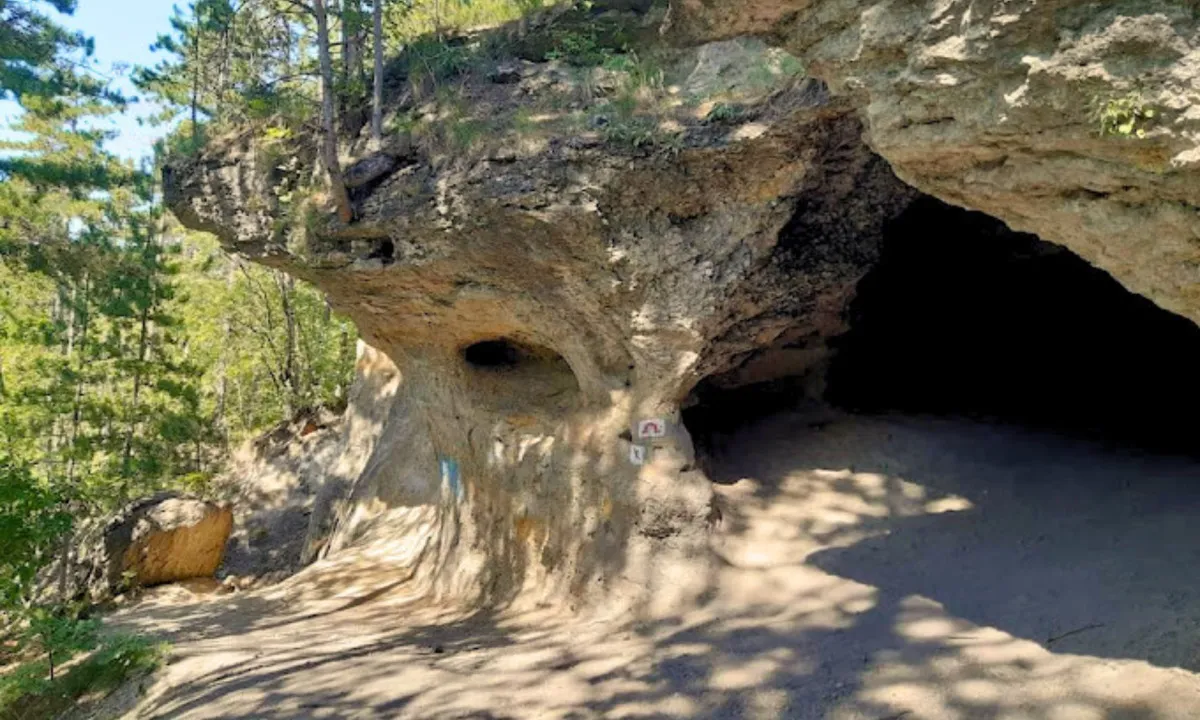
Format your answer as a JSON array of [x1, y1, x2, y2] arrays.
[[637, 418, 667, 439], [629, 445, 647, 465]]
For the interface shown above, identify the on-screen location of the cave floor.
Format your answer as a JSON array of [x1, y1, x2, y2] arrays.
[[106, 414, 1200, 720]]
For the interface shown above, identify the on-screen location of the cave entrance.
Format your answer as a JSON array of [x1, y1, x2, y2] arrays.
[[683, 196, 1200, 470], [460, 337, 581, 413], [828, 197, 1200, 454], [464, 339, 528, 369]]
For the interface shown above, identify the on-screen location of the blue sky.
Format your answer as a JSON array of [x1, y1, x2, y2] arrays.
[[1, 0, 179, 161]]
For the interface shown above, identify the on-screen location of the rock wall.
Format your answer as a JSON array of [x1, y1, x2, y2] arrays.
[[166, 37, 917, 610], [166, 2, 1200, 612], [211, 342, 407, 584], [668, 0, 1200, 324]]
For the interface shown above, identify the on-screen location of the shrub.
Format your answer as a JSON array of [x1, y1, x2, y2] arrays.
[[1093, 92, 1157, 138], [705, 102, 744, 124], [0, 632, 166, 720]]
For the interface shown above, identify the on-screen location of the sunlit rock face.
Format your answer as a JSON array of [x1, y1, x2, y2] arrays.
[[165, 39, 917, 610], [669, 0, 1200, 324]]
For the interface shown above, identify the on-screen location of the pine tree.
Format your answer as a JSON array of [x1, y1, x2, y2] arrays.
[[371, 0, 385, 146], [0, 0, 103, 103], [313, 0, 354, 222]]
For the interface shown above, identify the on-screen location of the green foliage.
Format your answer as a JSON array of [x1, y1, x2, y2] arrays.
[[136, 0, 323, 157], [0, 9, 354, 719], [176, 471, 215, 495], [600, 114, 679, 152], [0, 631, 165, 720], [546, 28, 610, 66], [0, 88, 134, 200], [450, 116, 488, 150], [601, 51, 663, 93], [170, 234, 357, 440], [705, 102, 744, 124], [401, 36, 482, 96], [1093, 92, 1157, 139], [1, 75, 355, 613], [0, 0, 120, 106], [0, 0, 130, 196], [385, 0, 552, 41], [22, 611, 99, 675], [0, 460, 71, 611], [157, 121, 210, 159], [510, 106, 537, 135]]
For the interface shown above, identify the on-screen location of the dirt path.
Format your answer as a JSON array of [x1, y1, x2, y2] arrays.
[[111, 413, 1200, 719]]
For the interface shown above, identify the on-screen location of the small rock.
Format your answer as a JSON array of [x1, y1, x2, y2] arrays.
[[567, 133, 603, 150], [491, 147, 520, 163], [344, 153, 399, 190], [489, 64, 522, 84]]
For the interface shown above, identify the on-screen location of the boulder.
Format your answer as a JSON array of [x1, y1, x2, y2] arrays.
[[100, 495, 234, 592], [343, 153, 400, 190]]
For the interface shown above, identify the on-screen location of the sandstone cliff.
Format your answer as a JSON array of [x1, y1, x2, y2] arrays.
[[669, 0, 1200, 323], [164, 1, 1199, 611]]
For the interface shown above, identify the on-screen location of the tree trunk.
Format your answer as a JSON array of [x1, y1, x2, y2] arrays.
[[371, 0, 384, 146], [214, 261, 234, 445], [341, 0, 369, 136], [59, 273, 90, 605], [121, 302, 150, 483], [190, 29, 201, 145], [65, 275, 91, 487], [314, 0, 355, 223], [277, 272, 300, 415]]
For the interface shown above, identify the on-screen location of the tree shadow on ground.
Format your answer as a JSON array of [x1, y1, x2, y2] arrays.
[[126, 413, 1200, 719], [795, 415, 1200, 674]]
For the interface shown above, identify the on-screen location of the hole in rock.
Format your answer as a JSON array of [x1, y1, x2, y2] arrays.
[[682, 196, 1200, 467], [461, 338, 580, 411], [827, 197, 1200, 454], [464, 339, 525, 368], [367, 238, 395, 265], [676, 197, 1200, 683], [682, 376, 817, 483]]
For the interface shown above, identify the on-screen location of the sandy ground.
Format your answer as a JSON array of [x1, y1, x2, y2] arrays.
[[106, 413, 1200, 719]]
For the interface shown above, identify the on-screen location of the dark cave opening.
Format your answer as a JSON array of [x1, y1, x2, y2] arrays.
[[461, 337, 581, 411], [683, 196, 1200, 465], [464, 339, 527, 369], [367, 238, 396, 265], [827, 197, 1200, 454]]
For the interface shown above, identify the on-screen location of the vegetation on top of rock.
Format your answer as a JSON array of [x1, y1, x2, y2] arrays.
[[666, 0, 1200, 327], [1092, 92, 1158, 139]]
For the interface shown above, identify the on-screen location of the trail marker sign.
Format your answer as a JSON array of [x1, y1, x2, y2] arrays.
[[440, 458, 463, 501], [629, 445, 647, 465], [637, 418, 666, 439]]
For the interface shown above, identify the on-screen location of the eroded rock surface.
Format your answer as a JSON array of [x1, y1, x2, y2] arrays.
[[670, 0, 1200, 323], [166, 38, 917, 610], [166, 2, 1200, 612]]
